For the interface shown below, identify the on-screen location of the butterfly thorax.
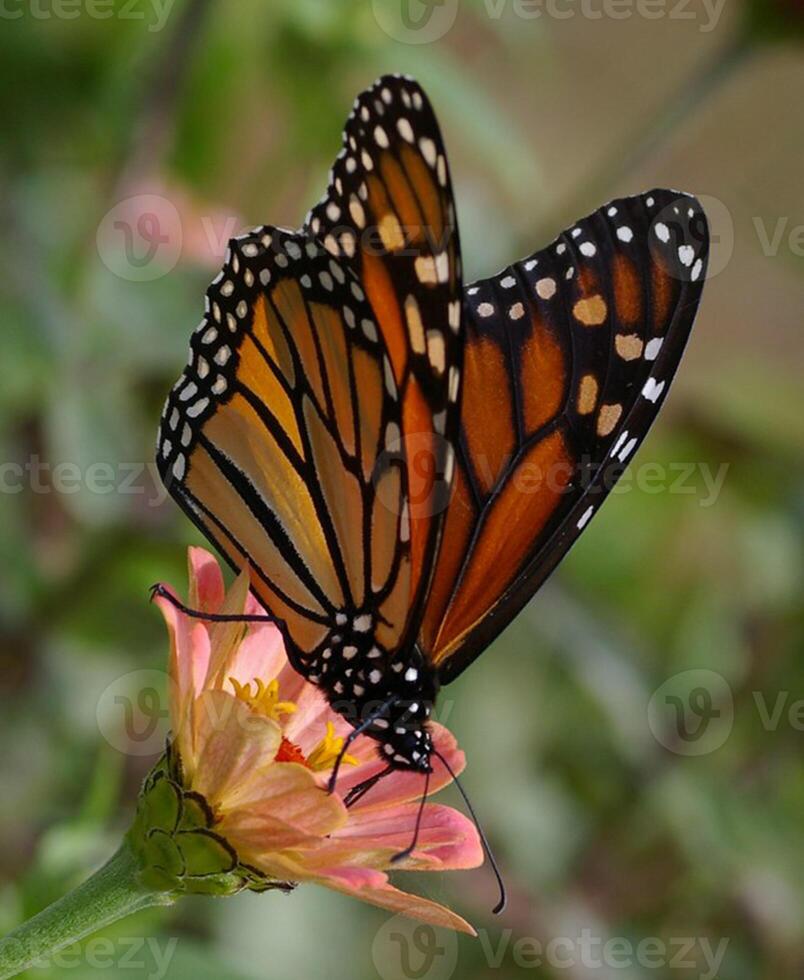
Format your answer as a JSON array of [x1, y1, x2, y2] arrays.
[[303, 621, 438, 772]]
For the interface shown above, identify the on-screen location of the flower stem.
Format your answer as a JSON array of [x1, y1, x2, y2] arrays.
[[0, 841, 175, 980]]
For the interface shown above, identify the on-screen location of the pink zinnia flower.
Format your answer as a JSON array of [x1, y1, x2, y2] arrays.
[[150, 547, 482, 934]]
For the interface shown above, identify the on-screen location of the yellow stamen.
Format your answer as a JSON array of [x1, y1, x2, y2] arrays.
[[229, 677, 298, 722], [306, 721, 358, 773]]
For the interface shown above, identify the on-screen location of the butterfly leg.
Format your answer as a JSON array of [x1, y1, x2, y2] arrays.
[[342, 765, 393, 808], [149, 584, 277, 625], [326, 695, 399, 795]]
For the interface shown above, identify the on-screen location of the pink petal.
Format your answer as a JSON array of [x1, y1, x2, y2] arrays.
[[300, 803, 482, 872], [154, 587, 211, 744], [219, 762, 347, 855], [273, 659, 320, 705], [339, 803, 482, 865], [187, 547, 225, 612], [244, 588, 271, 618], [191, 690, 281, 807], [226, 621, 287, 691], [282, 679, 353, 752], [204, 571, 252, 688], [284, 697, 334, 754], [312, 866, 477, 936]]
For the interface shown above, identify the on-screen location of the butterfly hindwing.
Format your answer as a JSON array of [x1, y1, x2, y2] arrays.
[[420, 189, 710, 682]]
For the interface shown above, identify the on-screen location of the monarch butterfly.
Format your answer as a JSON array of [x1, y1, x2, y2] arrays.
[[155, 75, 708, 880]]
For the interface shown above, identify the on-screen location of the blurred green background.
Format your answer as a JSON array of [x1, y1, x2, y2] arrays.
[[1, 1, 803, 977]]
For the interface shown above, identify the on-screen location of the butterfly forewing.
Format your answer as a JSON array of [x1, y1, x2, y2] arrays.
[[157, 74, 466, 689], [420, 189, 709, 681], [305, 74, 464, 642], [157, 225, 417, 667]]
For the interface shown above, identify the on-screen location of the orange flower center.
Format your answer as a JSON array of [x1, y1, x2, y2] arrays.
[[275, 737, 309, 766]]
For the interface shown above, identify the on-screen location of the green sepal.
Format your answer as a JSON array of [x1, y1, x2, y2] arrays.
[[177, 791, 214, 831], [176, 829, 237, 877], [143, 829, 184, 877], [127, 743, 295, 898], [140, 774, 182, 833]]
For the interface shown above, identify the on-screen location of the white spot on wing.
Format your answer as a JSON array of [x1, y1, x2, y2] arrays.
[[448, 299, 461, 333], [644, 337, 663, 361], [642, 377, 666, 403], [419, 137, 437, 167], [655, 223, 670, 243], [618, 437, 638, 462], [536, 278, 557, 300], [397, 117, 414, 143]]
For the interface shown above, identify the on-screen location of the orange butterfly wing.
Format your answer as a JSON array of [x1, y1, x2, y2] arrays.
[[305, 74, 463, 646], [158, 78, 709, 700], [421, 189, 710, 682], [157, 76, 464, 673]]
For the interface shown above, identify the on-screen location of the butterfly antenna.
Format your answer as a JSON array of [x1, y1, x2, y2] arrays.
[[390, 767, 431, 864], [149, 584, 275, 625], [432, 746, 507, 915]]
